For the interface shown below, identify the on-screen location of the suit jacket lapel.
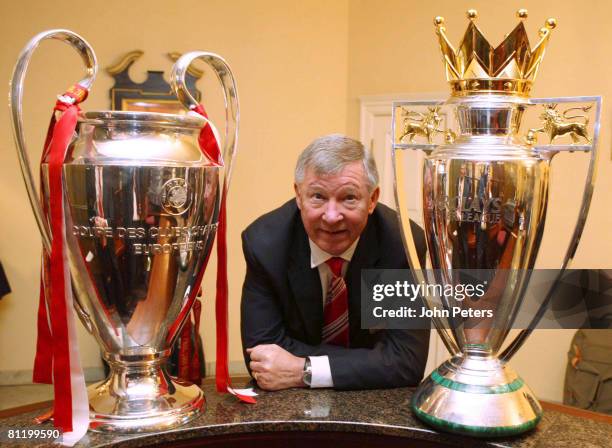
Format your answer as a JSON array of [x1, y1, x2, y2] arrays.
[[346, 216, 381, 341], [288, 220, 323, 343]]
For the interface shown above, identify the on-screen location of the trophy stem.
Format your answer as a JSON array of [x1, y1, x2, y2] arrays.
[[87, 352, 204, 433], [454, 96, 527, 138]]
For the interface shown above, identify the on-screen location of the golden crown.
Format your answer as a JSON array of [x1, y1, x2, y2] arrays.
[[435, 9, 557, 97]]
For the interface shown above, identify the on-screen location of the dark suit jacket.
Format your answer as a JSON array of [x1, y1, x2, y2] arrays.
[[240, 199, 429, 390]]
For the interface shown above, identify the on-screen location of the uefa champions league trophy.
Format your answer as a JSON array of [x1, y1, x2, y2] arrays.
[[392, 10, 600, 436], [10, 30, 238, 433]]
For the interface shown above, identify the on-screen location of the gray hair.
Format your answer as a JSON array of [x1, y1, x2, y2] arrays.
[[294, 134, 379, 192]]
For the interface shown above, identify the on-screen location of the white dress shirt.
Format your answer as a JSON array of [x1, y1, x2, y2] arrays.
[[306, 238, 359, 388]]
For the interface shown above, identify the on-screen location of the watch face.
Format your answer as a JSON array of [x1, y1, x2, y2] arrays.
[[303, 358, 312, 386]]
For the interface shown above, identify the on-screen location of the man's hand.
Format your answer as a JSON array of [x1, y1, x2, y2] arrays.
[[247, 344, 306, 391]]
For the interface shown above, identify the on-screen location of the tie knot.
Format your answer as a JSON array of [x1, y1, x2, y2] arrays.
[[326, 257, 344, 277]]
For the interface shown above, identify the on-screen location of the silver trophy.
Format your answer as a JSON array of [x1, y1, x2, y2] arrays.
[[10, 30, 238, 432], [392, 10, 600, 436]]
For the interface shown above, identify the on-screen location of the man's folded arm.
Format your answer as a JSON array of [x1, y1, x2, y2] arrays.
[[327, 328, 429, 390]]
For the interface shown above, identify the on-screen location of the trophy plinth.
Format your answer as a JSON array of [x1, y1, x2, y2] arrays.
[[392, 9, 600, 437]]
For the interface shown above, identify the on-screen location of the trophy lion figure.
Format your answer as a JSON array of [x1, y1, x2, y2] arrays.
[[527, 103, 592, 144], [399, 106, 444, 144]]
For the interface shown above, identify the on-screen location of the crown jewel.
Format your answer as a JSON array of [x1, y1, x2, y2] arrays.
[[435, 9, 556, 97]]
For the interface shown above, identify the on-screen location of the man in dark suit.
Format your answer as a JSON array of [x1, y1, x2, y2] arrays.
[[241, 134, 429, 391]]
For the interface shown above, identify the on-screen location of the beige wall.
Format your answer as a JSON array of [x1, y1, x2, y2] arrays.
[[0, 0, 349, 376], [0, 0, 607, 403]]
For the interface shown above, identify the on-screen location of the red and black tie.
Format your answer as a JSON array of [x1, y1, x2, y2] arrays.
[[322, 257, 350, 347]]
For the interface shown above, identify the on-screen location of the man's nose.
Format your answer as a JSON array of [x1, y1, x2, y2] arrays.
[[322, 200, 343, 224]]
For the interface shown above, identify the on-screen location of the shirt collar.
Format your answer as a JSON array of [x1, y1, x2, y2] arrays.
[[309, 237, 360, 269]]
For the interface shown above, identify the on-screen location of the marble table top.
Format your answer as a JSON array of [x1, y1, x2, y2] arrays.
[[0, 381, 610, 447]]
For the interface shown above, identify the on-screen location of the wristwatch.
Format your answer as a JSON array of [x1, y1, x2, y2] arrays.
[[302, 357, 312, 387]]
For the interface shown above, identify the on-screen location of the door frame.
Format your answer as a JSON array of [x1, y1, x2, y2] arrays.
[[359, 92, 447, 373]]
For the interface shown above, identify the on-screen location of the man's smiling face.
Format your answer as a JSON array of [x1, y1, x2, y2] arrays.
[[295, 161, 379, 256]]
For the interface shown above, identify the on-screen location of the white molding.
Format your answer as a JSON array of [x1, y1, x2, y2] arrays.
[[359, 92, 445, 145], [358, 92, 445, 103], [359, 92, 445, 215], [359, 92, 448, 370]]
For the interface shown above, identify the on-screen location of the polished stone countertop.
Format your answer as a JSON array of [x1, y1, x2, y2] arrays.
[[0, 381, 610, 447]]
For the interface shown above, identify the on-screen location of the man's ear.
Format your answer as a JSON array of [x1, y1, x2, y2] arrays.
[[368, 186, 380, 214], [294, 183, 302, 210]]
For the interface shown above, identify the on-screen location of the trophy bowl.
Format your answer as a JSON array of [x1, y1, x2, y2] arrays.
[[392, 10, 600, 437], [10, 30, 238, 434]]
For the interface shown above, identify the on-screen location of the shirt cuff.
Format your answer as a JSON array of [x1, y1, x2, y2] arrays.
[[308, 355, 334, 388]]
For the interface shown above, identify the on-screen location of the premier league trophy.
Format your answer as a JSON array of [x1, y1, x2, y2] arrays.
[[392, 10, 600, 436], [10, 30, 238, 433]]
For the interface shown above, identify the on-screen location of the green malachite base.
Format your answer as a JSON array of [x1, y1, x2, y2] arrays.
[[412, 400, 541, 438], [430, 369, 525, 394], [411, 368, 543, 438]]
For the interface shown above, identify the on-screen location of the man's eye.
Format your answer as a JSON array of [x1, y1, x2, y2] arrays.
[[345, 195, 357, 202], [310, 193, 326, 202]]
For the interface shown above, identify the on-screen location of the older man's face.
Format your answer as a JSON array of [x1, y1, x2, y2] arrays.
[[295, 161, 379, 256]]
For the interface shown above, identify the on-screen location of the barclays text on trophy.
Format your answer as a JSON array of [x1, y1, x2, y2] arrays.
[[392, 9, 601, 437]]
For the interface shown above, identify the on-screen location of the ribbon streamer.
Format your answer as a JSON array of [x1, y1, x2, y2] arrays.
[[191, 104, 255, 404], [32, 84, 90, 445]]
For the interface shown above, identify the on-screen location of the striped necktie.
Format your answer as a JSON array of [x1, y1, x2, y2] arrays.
[[322, 257, 349, 346]]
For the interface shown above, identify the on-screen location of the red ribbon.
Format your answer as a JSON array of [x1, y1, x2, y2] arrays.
[[33, 85, 89, 432], [191, 105, 255, 404], [178, 315, 193, 382], [193, 104, 223, 166], [190, 299, 203, 385]]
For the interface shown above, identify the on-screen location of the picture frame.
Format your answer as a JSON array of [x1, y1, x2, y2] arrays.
[[107, 50, 203, 113]]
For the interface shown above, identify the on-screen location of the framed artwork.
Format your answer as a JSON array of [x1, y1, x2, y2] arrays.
[[107, 50, 203, 113]]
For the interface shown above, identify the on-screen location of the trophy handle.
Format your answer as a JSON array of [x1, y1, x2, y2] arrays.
[[9, 29, 97, 252], [170, 52, 239, 188], [392, 100, 461, 356], [500, 96, 602, 362], [9, 29, 98, 332], [393, 146, 461, 356]]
